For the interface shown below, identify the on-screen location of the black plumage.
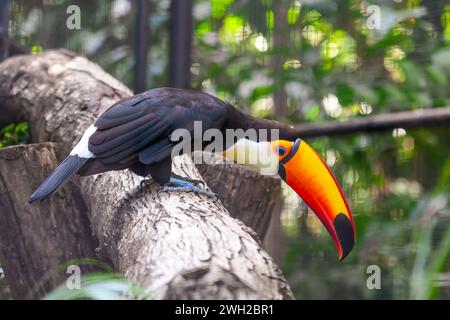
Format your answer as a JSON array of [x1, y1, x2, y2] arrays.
[[28, 156, 89, 203], [82, 87, 229, 184]]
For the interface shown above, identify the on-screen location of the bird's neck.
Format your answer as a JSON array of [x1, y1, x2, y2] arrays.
[[225, 103, 301, 141]]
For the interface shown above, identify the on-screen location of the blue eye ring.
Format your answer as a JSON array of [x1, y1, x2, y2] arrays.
[[276, 146, 287, 156]]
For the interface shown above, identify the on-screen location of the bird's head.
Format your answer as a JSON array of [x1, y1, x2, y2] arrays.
[[221, 138, 355, 261]]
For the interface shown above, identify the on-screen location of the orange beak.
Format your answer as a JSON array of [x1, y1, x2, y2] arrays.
[[277, 139, 356, 261]]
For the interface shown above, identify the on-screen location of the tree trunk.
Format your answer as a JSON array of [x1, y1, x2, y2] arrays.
[[0, 50, 293, 299], [0, 142, 98, 299], [262, 197, 285, 266]]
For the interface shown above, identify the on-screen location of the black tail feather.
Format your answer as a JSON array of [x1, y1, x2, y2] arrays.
[[28, 155, 89, 203]]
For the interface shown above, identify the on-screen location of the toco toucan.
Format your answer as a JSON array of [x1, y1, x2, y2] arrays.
[[28, 87, 355, 260]]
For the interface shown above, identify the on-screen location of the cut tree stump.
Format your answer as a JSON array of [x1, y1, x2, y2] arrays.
[[0, 142, 97, 299]]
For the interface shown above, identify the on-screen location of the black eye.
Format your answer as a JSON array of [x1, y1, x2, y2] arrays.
[[276, 146, 287, 156]]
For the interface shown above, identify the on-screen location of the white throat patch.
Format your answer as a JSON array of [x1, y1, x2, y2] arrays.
[[222, 138, 279, 176]]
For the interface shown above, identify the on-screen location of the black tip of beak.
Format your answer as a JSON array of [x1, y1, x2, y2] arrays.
[[334, 213, 355, 261]]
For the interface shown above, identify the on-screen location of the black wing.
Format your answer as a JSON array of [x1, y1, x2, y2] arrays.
[[88, 87, 228, 168]]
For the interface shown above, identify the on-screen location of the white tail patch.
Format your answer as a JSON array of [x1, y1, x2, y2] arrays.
[[70, 125, 97, 158]]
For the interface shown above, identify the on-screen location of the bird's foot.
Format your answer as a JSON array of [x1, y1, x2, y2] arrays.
[[161, 177, 216, 198], [140, 178, 154, 189], [170, 173, 206, 188]]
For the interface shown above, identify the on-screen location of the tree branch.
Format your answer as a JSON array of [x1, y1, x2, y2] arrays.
[[295, 107, 450, 138]]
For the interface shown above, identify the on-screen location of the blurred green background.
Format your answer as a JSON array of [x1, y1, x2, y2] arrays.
[[1, 0, 450, 299]]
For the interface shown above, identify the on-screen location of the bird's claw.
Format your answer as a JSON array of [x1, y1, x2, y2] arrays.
[[161, 177, 217, 198], [161, 185, 217, 198], [171, 174, 206, 188]]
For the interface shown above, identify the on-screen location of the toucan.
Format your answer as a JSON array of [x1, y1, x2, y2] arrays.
[[28, 87, 355, 260]]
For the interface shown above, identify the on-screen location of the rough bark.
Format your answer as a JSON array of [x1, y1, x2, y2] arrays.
[[0, 142, 98, 299], [0, 50, 293, 299], [262, 197, 285, 266]]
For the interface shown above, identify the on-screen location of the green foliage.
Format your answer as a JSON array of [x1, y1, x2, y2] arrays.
[[0, 123, 29, 148], [188, 0, 450, 299], [192, 0, 450, 121], [44, 273, 149, 300], [40, 259, 148, 300], [283, 127, 450, 299], [10, 0, 170, 89]]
